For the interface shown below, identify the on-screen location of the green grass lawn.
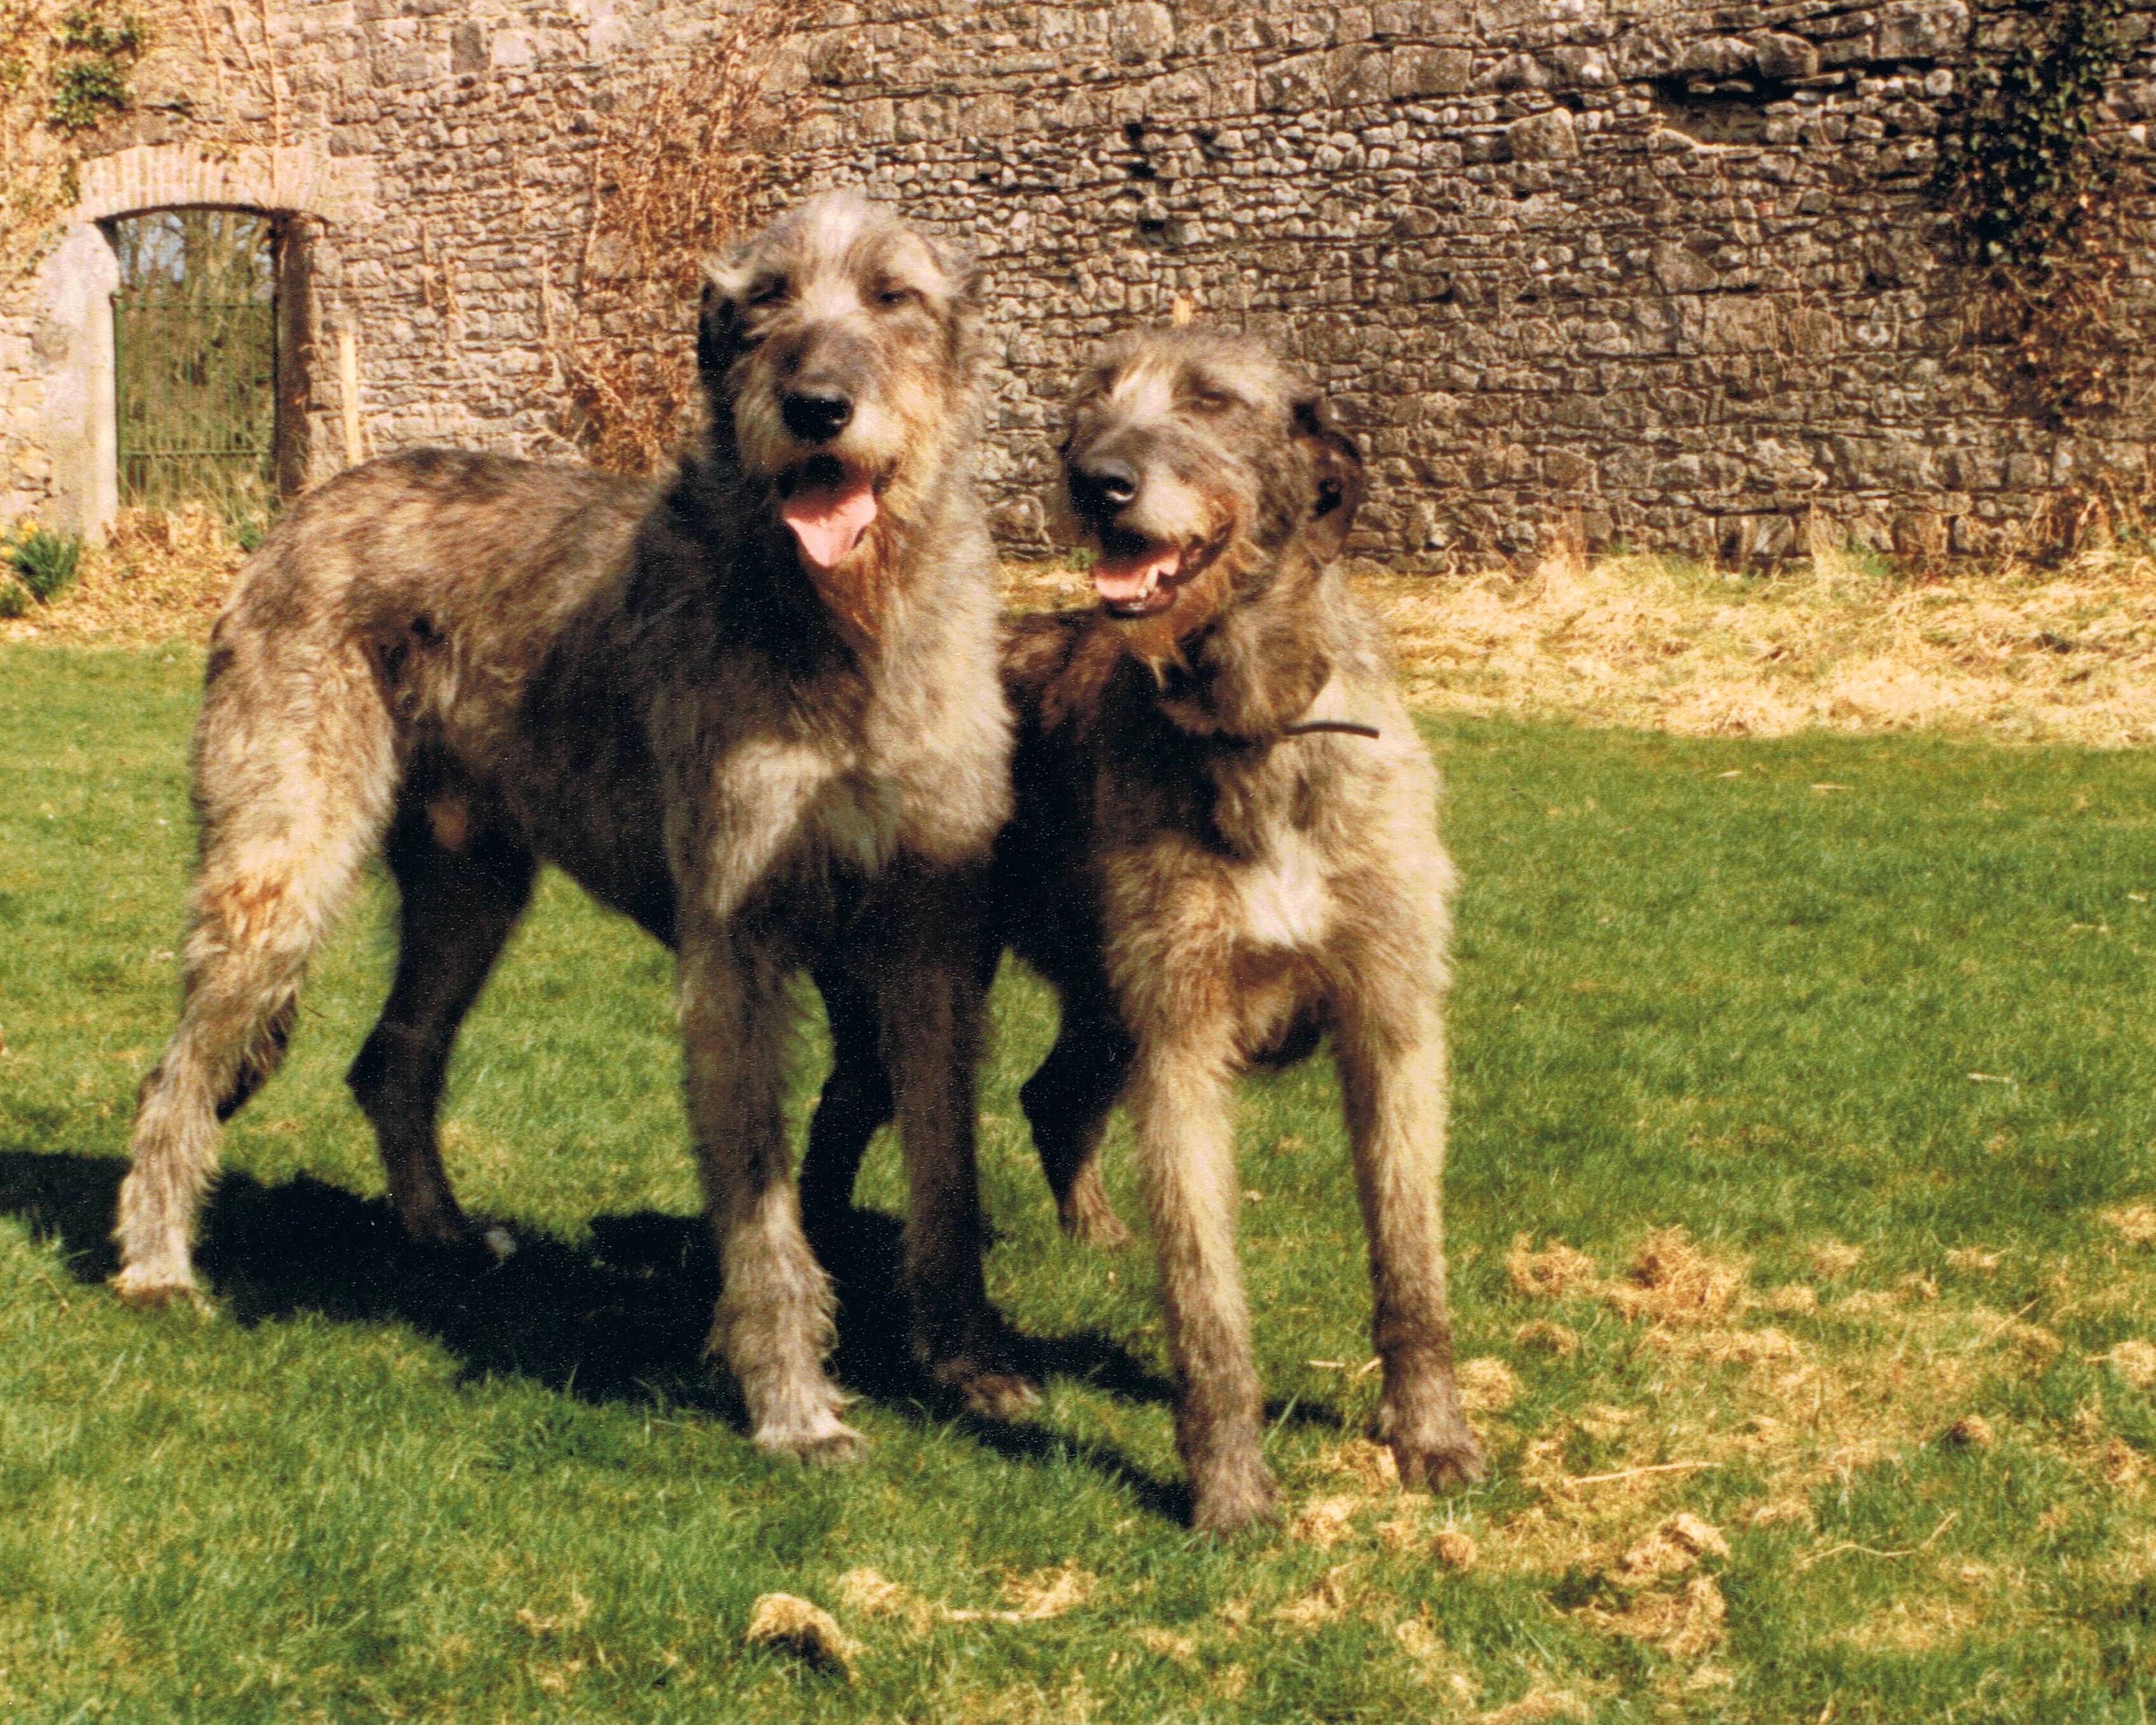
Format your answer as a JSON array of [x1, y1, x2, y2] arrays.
[[4, 643, 2156, 1723]]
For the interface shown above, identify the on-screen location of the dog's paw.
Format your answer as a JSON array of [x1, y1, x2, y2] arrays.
[[1057, 1166, 1133, 1250], [940, 1362, 1042, 1420], [1391, 1426, 1486, 1492], [1061, 1192, 1134, 1252], [754, 1410, 867, 1466], [393, 1202, 478, 1252], [1189, 1455, 1281, 1539], [110, 1262, 202, 1310]]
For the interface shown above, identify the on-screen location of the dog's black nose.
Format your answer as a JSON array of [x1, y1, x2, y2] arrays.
[[782, 387, 854, 443], [1071, 454, 1139, 513]]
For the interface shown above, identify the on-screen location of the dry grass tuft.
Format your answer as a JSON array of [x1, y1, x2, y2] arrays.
[[1288, 1496, 1363, 1548], [1364, 544, 2156, 747], [1317, 1436, 1400, 1491], [1613, 1513, 1730, 1585], [744, 1592, 858, 1677], [2102, 1340, 2156, 1388], [0, 505, 244, 644], [1605, 1228, 1748, 1328], [1506, 1235, 1600, 1301], [1943, 1413, 1996, 1450], [833, 1564, 1091, 1631], [1514, 1319, 1581, 1357], [1808, 1239, 1865, 1280], [1272, 1566, 1355, 1629], [1132, 1625, 1198, 1664], [1476, 1685, 1593, 1724], [1581, 1573, 1728, 1659], [1456, 1355, 1524, 1415], [2102, 1204, 2156, 1246], [1430, 1529, 1479, 1571], [834, 1566, 934, 1635]]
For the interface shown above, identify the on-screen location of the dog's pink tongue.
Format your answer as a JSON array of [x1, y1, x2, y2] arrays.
[[781, 479, 877, 573], [1092, 546, 1179, 605]]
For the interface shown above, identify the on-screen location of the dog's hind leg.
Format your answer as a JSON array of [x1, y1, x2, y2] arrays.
[[796, 965, 891, 1253], [347, 803, 535, 1248], [115, 646, 396, 1304], [1019, 995, 1133, 1249], [1332, 960, 1484, 1493]]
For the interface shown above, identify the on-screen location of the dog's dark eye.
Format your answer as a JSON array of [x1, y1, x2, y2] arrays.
[[875, 284, 919, 310], [746, 275, 787, 308], [1187, 389, 1238, 416]]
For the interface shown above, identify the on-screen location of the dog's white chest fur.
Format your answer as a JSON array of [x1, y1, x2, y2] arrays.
[[1232, 826, 1333, 953]]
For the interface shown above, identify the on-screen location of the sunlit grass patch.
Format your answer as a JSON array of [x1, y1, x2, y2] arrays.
[[3, 645, 2155, 1721]]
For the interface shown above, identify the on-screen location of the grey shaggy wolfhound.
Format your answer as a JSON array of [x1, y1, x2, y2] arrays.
[[112, 191, 1033, 1456], [801, 327, 1483, 1531]]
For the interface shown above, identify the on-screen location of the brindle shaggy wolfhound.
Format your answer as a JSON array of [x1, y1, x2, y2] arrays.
[[112, 192, 1033, 1455], [801, 327, 1484, 1531]]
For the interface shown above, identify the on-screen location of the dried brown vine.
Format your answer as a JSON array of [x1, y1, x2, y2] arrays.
[[550, 0, 810, 473]]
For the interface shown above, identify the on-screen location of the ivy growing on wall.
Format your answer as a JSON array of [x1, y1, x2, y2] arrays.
[[48, 4, 140, 131], [0, 0, 142, 281], [1932, 0, 2135, 424]]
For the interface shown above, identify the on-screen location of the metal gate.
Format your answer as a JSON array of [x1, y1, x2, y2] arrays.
[[109, 208, 278, 521]]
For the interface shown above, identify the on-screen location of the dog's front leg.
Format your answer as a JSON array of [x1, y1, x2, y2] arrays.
[[1128, 1032, 1277, 1534], [677, 928, 859, 1461], [879, 897, 1038, 1417], [1333, 981, 1484, 1492]]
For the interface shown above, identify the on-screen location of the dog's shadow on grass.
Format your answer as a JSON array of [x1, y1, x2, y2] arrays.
[[0, 1148, 1340, 1522]]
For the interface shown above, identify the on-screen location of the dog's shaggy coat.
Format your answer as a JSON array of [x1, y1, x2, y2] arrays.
[[113, 192, 1030, 1454], [802, 327, 1484, 1530]]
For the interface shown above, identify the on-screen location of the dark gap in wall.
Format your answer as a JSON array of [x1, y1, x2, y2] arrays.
[[1651, 75, 1797, 143]]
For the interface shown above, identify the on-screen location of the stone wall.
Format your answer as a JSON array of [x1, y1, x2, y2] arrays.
[[4, 0, 2155, 563]]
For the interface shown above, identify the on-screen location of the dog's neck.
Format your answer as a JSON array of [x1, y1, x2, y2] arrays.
[[1145, 539, 1337, 745]]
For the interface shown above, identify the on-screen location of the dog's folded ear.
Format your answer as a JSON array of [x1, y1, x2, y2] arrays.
[[696, 276, 738, 376], [698, 245, 758, 375], [1292, 395, 1365, 559]]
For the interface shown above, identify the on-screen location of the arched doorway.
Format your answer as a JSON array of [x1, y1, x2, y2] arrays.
[[104, 208, 282, 536], [25, 141, 371, 538]]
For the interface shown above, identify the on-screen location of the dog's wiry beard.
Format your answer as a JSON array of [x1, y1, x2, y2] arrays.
[[1113, 531, 1257, 681], [716, 377, 918, 653]]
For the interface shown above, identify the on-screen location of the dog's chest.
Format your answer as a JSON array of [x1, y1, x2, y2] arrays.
[[811, 768, 902, 879], [1228, 825, 1335, 953]]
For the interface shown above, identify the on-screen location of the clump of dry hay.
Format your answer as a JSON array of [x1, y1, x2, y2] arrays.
[[2102, 1340, 2156, 1388], [1604, 1228, 1748, 1329], [832, 1563, 1091, 1631], [1288, 1496, 1363, 1547], [1476, 1686, 1592, 1724], [1456, 1355, 1524, 1415], [0, 505, 244, 644], [2102, 1204, 2156, 1245], [743, 1592, 857, 1677], [1360, 543, 2156, 748], [1514, 1319, 1581, 1357], [1506, 1235, 1599, 1301], [1430, 1529, 1479, 1571]]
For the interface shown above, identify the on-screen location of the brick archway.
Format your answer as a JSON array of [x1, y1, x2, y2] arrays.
[[33, 144, 375, 536]]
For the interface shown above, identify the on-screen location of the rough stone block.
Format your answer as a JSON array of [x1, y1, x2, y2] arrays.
[[1753, 32, 1820, 82], [1506, 107, 1577, 161], [1877, 1, 1969, 62]]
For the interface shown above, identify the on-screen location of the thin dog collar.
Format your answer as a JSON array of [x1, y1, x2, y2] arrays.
[[1279, 719, 1380, 740]]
